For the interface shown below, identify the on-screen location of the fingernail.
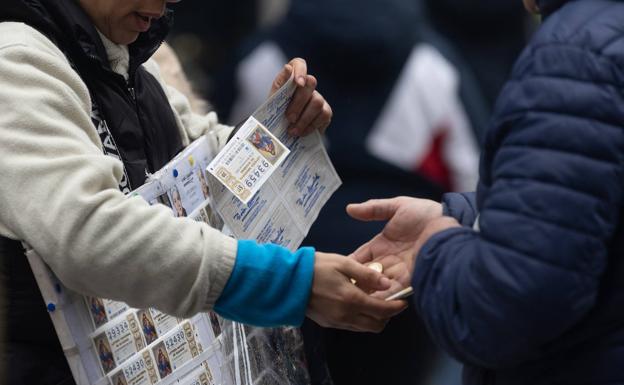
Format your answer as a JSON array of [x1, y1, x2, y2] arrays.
[[297, 76, 306, 86], [380, 277, 392, 289]]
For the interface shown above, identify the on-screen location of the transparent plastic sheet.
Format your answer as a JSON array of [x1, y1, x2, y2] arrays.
[[27, 261, 313, 385], [218, 318, 311, 385]]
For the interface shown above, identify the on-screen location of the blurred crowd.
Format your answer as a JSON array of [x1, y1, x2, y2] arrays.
[[165, 1, 534, 384]]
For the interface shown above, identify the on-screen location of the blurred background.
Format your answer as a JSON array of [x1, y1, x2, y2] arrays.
[[164, 1, 537, 384]]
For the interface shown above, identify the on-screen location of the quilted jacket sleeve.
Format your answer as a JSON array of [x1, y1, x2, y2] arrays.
[[441, 192, 478, 227], [411, 42, 624, 368]]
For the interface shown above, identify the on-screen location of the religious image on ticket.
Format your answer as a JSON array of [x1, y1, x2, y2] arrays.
[[86, 297, 109, 329], [94, 332, 116, 374], [246, 124, 287, 165], [137, 310, 159, 345], [85, 296, 129, 329], [136, 309, 179, 346], [169, 186, 188, 217], [197, 168, 211, 200]]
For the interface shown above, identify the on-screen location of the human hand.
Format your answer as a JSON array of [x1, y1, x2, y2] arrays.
[[346, 197, 445, 288], [269, 58, 332, 136], [306, 252, 408, 333]]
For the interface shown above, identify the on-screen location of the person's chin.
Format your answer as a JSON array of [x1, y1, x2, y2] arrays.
[[112, 31, 141, 45]]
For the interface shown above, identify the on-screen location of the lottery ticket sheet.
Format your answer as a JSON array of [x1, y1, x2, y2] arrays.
[[208, 76, 342, 251], [48, 285, 229, 385]]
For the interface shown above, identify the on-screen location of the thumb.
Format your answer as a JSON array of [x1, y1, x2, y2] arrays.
[[270, 64, 293, 96], [349, 240, 374, 264], [340, 259, 392, 292], [346, 198, 403, 222]]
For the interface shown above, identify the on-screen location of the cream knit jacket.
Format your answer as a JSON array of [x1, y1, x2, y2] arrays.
[[0, 22, 238, 317]]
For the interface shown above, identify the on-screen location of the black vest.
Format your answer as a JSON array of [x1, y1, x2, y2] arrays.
[[0, 1, 183, 383]]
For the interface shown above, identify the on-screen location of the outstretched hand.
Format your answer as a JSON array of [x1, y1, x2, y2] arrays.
[[306, 252, 407, 333], [269, 58, 332, 136], [347, 197, 458, 289]]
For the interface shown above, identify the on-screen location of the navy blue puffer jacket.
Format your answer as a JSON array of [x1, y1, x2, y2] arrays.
[[412, 1, 624, 384]]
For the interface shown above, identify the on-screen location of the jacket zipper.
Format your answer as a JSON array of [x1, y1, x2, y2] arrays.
[[128, 86, 136, 101], [126, 79, 154, 175]]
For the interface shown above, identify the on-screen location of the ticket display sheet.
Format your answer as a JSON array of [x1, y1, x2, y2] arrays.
[[43, 77, 336, 385], [208, 76, 342, 251]]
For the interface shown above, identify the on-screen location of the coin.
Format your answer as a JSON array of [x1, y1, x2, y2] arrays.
[[352, 262, 384, 284], [367, 262, 384, 274]]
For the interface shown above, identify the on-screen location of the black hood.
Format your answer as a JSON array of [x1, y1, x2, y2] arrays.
[[0, 0, 173, 78]]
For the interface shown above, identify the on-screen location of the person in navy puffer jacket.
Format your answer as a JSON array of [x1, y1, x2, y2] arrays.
[[348, 0, 624, 384]]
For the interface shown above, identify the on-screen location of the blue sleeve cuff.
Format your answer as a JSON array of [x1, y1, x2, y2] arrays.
[[441, 192, 478, 227], [411, 227, 472, 313], [214, 240, 315, 327]]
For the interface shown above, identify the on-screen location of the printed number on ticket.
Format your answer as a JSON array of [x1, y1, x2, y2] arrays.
[[108, 351, 159, 385], [207, 117, 290, 204]]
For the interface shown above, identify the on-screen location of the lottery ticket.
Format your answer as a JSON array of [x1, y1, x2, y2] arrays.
[[92, 312, 145, 375], [207, 76, 341, 251], [253, 203, 304, 250], [135, 309, 179, 346], [130, 180, 168, 208], [189, 200, 224, 230], [283, 149, 338, 224], [108, 351, 159, 385], [85, 296, 129, 329], [209, 181, 276, 237], [135, 135, 215, 219], [152, 322, 202, 380], [177, 362, 216, 385], [207, 117, 290, 204]]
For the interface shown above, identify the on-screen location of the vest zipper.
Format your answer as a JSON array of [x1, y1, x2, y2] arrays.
[[128, 86, 136, 101], [126, 80, 154, 175]]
